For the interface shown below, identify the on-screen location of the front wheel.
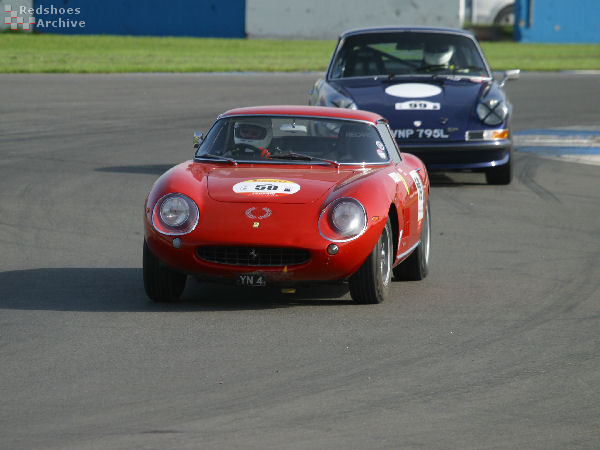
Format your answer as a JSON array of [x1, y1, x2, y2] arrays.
[[143, 240, 187, 302], [485, 161, 512, 185], [349, 218, 393, 304], [393, 201, 431, 281], [486, 149, 513, 185]]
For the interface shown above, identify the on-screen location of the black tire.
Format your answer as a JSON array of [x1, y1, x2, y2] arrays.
[[143, 240, 186, 302], [393, 201, 431, 281], [349, 218, 393, 304], [485, 154, 512, 185], [494, 5, 514, 26]]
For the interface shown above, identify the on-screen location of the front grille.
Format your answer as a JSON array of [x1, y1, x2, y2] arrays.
[[197, 246, 310, 267]]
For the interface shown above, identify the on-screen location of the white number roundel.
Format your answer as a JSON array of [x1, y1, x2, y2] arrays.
[[385, 83, 442, 98], [233, 179, 301, 196]]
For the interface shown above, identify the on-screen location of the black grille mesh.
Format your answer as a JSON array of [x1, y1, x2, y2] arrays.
[[197, 246, 310, 266]]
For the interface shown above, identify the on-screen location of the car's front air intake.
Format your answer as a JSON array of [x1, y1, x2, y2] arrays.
[[196, 246, 310, 267]]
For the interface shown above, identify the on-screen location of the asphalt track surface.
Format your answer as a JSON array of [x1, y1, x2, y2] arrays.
[[1, 72, 599, 449]]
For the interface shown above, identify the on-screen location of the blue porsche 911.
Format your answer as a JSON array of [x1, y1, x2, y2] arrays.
[[309, 26, 520, 184]]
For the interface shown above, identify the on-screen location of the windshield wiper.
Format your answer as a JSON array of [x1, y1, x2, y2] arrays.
[[454, 66, 487, 74], [417, 65, 452, 76], [384, 73, 437, 81], [272, 152, 339, 167], [195, 153, 237, 166]]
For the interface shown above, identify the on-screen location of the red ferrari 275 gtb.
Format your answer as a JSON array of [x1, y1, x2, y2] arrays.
[[143, 105, 431, 304]]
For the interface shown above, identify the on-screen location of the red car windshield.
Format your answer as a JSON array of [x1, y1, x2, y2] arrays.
[[196, 116, 390, 165]]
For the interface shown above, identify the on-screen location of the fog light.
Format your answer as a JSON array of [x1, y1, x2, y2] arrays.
[[327, 244, 339, 255]]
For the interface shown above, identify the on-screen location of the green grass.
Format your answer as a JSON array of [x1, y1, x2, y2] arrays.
[[480, 42, 600, 71], [1, 33, 599, 73]]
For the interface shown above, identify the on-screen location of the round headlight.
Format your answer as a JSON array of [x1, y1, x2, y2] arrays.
[[153, 193, 199, 235], [328, 198, 367, 237], [331, 95, 358, 110], [160, 196, 190, 227], [476, 99, 508, 126], [320, 82, 358, 110]]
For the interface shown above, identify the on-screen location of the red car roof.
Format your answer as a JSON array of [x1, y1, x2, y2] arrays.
[[221, 105, 384, 124]]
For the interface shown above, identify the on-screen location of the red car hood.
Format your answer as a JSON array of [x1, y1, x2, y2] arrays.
[[206, 166, 364, 204]]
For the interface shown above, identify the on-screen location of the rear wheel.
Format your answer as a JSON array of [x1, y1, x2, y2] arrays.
[[143, 240, 186, 302], [349, 218, 393, 304], [393, 201, 431, 281]]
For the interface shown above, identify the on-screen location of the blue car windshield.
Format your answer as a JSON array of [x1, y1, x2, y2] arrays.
[[329, 32, 489, 79], [195, 116, 390, 165]]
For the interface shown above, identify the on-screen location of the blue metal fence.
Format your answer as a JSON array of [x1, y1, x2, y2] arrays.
[[33, 0, 246, 37], [515, 0, 600, 43]]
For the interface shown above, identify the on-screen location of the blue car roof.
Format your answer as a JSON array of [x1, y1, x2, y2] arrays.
[[339, 26, 476, 39], [327, 25, 490, 80]]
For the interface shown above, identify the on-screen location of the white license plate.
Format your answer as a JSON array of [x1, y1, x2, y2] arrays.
[[395, 101, 440, 110], [237, 274, 266, 287], [393, 128, 450, 139]]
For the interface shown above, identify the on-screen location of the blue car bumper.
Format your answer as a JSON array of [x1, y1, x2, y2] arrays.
[[398, 140, 512, 170]]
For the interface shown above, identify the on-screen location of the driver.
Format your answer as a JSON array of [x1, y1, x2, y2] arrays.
[[423, 42, 454, 68], [233, 117, 273, 158]]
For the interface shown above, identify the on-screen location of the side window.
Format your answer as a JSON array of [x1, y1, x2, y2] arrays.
[[196, 120, 229, 156], [377, 122, 402, 163]]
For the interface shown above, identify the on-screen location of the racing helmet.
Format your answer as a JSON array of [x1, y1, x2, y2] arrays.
[[423, 43, 454, 67], [234, 117, 272, 149]]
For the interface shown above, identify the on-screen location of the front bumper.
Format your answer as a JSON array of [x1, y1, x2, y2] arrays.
[[398, 140, 512, 170], [144, 219, 385, 286]]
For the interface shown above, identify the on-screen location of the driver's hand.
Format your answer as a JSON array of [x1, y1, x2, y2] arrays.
[[259, 147, 271, 158]]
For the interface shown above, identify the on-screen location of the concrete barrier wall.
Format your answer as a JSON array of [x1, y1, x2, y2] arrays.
[[515, 0, 600, 43], [246, 0, 464, 39]]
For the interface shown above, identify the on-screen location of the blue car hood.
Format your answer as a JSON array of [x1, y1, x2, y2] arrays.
[[330, 77, 489, 142]]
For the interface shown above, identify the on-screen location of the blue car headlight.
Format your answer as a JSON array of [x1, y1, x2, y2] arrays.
[[318, 82, 357, 109], [330, 93, 357, 109], [476, 98, 508, 126]]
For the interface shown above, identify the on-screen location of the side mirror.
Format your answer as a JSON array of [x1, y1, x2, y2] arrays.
[[193, 131, 203, 149], [499, 69, 520, 87]]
